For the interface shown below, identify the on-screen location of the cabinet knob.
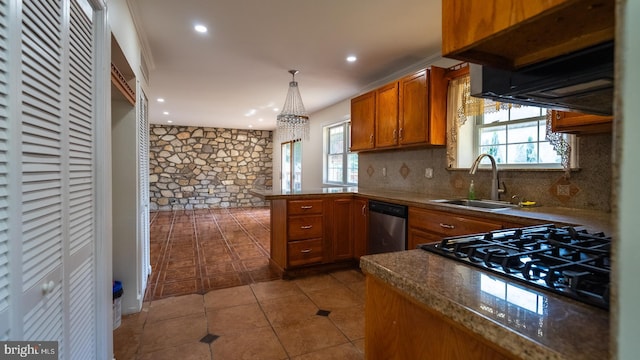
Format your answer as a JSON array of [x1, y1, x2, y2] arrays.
[[300, 249, 312, 253], [439, 223, 455, 229], [399, 128, 404, 139], [393, 129, 397, 140], [300, 225, 313, 229], [300, 205, 313, 209], [369, 133, 374, 145], [361, 204, 367, 216]]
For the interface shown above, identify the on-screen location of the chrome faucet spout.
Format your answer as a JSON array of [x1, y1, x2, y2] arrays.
[[469, 154, 503, 201]]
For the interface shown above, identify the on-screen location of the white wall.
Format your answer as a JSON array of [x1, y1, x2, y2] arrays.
[[617, 0, 639, 357]]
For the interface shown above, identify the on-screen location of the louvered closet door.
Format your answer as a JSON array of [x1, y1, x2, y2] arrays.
[[67, 0, 96, 358], [20, 0, 65, 346], [0, 0, 9, 341], [138, 90, 150, 292]]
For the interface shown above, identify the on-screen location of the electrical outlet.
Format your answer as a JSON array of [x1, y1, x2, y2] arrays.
[[424, 168, 433, 179], [557, 184, 571, 196], [382, 167, 387, 177]]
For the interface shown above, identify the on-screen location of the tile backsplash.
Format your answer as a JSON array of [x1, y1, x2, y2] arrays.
[[358, 133, 612, 212]]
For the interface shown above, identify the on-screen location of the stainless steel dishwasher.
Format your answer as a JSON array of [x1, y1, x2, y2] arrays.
[[368, 200, 407, 254]]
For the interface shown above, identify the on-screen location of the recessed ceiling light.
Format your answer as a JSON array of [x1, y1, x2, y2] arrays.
[[258, 118, 264, 122], [163, 111, 169, 115], [167, 120, 173, 123], [346, 55, 357, 62], [157, 98, 165, 103], [248, 124, 253, 128], [194, 24, 207, 33], [273, 108, 279, 112], [245, 109, 256, 117]]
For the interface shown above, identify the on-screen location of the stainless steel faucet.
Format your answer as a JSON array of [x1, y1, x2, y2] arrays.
[[469, 154, 504, 201]]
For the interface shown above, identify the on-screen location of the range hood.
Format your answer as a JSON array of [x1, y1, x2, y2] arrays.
[[470, 41, 614, 116]]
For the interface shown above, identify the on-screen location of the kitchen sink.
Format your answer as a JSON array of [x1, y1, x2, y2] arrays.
[[432, 199, 517, 211]]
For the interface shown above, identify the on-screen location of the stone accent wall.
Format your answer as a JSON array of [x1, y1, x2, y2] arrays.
[[149, 125, 272, 210]]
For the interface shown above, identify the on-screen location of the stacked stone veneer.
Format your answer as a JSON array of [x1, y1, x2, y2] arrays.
[[149, 125, 273, 210]]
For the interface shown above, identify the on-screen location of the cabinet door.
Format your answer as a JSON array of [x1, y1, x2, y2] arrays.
[[428, 66, 448, 145], [551, 110, 612, 134], [353, 198, 368, 259], [375, 82, 399, 148], [331, 198, 354, 261], [408, 228, 441, 250], [350, 91, 376, 151], [399, 70, 428, 146]]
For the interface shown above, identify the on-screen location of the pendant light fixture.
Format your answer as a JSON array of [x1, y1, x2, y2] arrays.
[[277, 70, 309, 141]]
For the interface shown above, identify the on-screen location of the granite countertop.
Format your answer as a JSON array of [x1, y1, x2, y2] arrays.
[[251, 187, 612, 234], [360, 250, 609, 360]]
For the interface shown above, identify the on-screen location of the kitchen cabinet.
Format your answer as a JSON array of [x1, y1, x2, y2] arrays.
[[365, 275, 517, 360], [408, 207, 503, 250], [353, 197, 368, 259], [375, 82, 399, 148], [329, 197, 354, 261], [350, 91, 376, 151], [551, 110, 612, 134], [270, 196, 359, 272], [350, 67, 448, 152], [442, 0, 615, 69]]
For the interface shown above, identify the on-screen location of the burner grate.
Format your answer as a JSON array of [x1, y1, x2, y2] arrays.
[[421, 224, 611, 310]]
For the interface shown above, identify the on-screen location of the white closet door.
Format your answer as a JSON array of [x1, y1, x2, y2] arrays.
[[0, 0, 9, 341], [138, 89, 150, 291], [20, 0, 65, 347], [67, 0, 95, 358]]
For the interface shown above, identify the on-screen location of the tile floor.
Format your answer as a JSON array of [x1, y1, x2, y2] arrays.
[[146, 207, 280, 301], [114, 270, 366, 359], [116, 207, 366, 359]]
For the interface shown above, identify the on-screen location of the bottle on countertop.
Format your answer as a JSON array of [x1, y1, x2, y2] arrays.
[[468, 180, 476, 200]]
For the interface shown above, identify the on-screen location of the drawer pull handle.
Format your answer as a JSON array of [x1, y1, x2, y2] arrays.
[[300, 205, 313, 209], [300, 225, 313, 229], [301, 249, 312, 253], [439, 223, 455, 229]]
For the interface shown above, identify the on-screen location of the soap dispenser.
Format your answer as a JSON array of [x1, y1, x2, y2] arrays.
[[468, 180, 476, 200]]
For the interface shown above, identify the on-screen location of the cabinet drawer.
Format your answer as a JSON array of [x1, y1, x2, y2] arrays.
[[288, 215, 323, 240], [288, 239, 323, 267], [409, 207, 502, 237], [288, 200, 324, 215]]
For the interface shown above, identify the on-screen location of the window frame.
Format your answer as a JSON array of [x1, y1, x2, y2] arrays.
[[281, 139, 302, 192], [466, 107, 576, 170], [324, 121, 358, 186]]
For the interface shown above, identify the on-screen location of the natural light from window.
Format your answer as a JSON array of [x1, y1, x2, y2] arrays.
[[325, 121, 357, 185]]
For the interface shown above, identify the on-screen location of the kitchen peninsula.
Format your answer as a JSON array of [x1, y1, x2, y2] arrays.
[[252, 187, 611, 359]]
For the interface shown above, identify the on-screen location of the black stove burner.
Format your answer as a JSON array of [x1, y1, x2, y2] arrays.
[[420, 224, 611, 310]]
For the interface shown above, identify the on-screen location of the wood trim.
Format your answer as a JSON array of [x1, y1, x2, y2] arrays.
[[444, 63, 470, 80], [111, 62, 136, 106]]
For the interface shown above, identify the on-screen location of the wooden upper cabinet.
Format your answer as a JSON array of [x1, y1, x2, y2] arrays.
[[551, 110, 612, 134], [399, 70, 427, 146], [375, 82, 400, 148], [350, 91, 376, 151], [442, 0, 615, 69], [350, 67, 447, 152]]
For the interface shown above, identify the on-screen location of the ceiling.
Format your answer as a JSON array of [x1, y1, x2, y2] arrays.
[[128, 0, 453, 130]]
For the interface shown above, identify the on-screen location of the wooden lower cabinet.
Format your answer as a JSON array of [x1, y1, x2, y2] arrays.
[[365, 276, 516, 360], [408, 207, 503, 250], [329, 197, 354, 261], [287, 238, 323, 267], [353, 197, 368, 259]]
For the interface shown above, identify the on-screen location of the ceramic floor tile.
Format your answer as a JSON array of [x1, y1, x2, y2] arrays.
[[155, 279, 200, 299], [294, 274, 344, 293], [259, 292, 319, 327], [139, 313, 208, 354], [203, 285, 257, 310], [250, 280, 303, 302], [305, 285, 363, 310], [330, 269, 366, 284], [273, 316, 349, 357], [291, 342, 364, 360], [206, 303, 270, 335], [347, 280, 366, 300], [137, 342, 212, 360], [210, 327, 288, 360], [328, 305, 365, 341], [147, 294, 204, 323]]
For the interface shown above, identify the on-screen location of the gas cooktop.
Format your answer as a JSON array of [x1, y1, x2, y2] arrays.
[[420, 224, 611, 310]]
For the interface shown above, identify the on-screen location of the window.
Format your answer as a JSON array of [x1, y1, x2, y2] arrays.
[[325, 121, 357, 185], [474, 106, 565, 167], [448, 74, 574, 171], [281, 140, 302, 192]]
